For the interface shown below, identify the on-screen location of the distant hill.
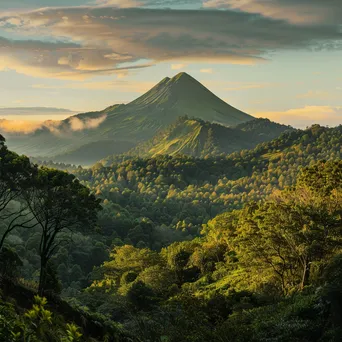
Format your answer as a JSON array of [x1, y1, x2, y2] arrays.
[[84, 124, 342, 233], [6, 72, 253, 163], [51, 140, 137, 166], [121, 117, 294, 159]]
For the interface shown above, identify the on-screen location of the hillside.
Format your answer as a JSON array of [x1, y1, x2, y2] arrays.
[[123, 117, 293, 159], [2, 124, 342, 342], [78, 124, 342, 245], [6, 73, 253, 164], [51, 140, 137, 166]]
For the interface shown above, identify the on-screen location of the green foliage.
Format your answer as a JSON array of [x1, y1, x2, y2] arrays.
[[2, 125, 342, 342], [84, 161, 342, 341], [0, 247, 23, 281], [62, 323, 83, 342], [0, 295, 84, 342], [0, 299, 20, 342], [125, 117, 292, 159], [74, 125, 342, 251], [24, 166, 102, 294]]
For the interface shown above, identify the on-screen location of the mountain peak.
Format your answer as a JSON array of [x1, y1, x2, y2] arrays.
[[171, 72, 196, 83]]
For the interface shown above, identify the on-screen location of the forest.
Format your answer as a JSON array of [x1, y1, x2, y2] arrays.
[[0, 124, 342, 342]]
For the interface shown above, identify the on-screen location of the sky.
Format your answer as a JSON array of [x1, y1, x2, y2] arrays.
[[0, 0, 342, 129]]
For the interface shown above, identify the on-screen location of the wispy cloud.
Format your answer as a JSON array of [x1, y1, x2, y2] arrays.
[[204, 0, 342, 25], [0, 35, 153, 80], [203, 0, 342, 25], [96, 0, 201, 8], [0, 107, 74, 116], [254, 105, 342, 128], [171, 63, 187, 70], [68, 115, 107, 131], [296, 90, 341, 100], [225, 82, 271, 91], [202, 80, 274, 91], [32, 80, 155, 92], [0, 119, 42, 134], [200, 68, 213, 74], [0, 5, 340, 79], [0, 109, 107, 134]]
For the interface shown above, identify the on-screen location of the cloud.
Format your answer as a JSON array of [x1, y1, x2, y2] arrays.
[[171, 63, 187, 70], [0, 109, 107, 134], [224, 82, 271, 91], [0, 107, 74, 116], [97, 0, 144, 7], [254, 105, 342, 128], [203, 0, 342, 25], [0, 119, 42, 134], [0, 35, 153, 80], [68, 115, 107, 131], [32, 80, 155, 92], [202, 80, 273, 91], [200, 68, 213, 74], [296, 90, 341, 100], [0, 6, 341, 79], [97, 0, 201, 8]]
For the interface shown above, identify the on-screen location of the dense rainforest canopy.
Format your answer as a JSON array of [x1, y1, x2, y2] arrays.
[[1, 125, 342, 341]]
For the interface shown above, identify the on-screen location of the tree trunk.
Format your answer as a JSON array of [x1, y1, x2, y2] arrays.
[[38, 255, 47, 295], [0, 232, 7, 252], [300, 261, 310, 290]]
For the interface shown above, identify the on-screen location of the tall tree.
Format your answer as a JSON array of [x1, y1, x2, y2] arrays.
[[0, 135, 37, 251], [231, 162, 342, 293], [24, 167, 102, 294]]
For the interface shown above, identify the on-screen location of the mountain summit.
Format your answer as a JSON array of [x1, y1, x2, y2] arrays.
[[129, 72, 252, 126], [7, 73, 253, 163]]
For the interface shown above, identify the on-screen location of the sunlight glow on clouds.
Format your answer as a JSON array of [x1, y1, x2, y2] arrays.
[[0, 119, 43, 134], [69, 115, 107, 131], [0, 0, 341, 128], [32, 80, 155, 92], [0, 5, 341, 80], [203, 0, 342, 25], [296, 90, 341, 101], [0, 113, 108, 135], [254, 106, 342, 128], [200, 68, 213, 74], [171, 64, 187, 70]]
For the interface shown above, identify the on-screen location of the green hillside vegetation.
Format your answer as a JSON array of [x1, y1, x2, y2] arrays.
[[0, 135, 134, 341], [124, 117, 293, 158], [7, 73, 253, 164], [1, 124, 342, 341], [75, 160, 342, 341], [78, 125, 341, 250]]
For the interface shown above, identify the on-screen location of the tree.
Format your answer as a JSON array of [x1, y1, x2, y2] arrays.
[[0, 247, 23, 281], [230, 162, 342, 293], [24, 167, 102, 294], [0, 136, 37, 251]]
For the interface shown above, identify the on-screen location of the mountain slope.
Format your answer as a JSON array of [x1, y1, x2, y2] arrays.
[[51, 140, 137, 166], [6, 73, 253, 163], [122, 117, 293, 159], [83, 124, 342, 232]]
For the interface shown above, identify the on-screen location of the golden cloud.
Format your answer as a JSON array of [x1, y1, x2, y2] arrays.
[[203, 0, 342, 25], [0, 5, 340, 79], [200, 68, 213, 74], [0, 119, 42, 134], [171, 63, 187, 70], [254, 105, 342, 128], [32, 80, 155, 92]]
